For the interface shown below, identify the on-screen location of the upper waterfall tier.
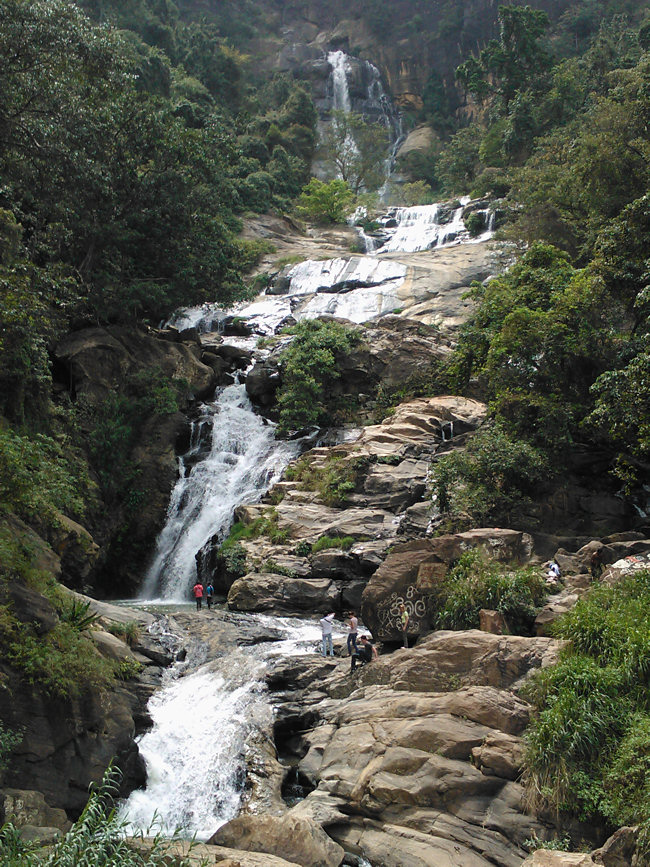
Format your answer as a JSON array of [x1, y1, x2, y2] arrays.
[[140, 383, 299, 601]]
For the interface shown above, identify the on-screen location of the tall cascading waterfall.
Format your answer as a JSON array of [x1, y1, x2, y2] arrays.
[[325, 49, 403, 185], [127, 176, 494, 845], [140, 379, 299, 602], [328, 49, 352, 113]]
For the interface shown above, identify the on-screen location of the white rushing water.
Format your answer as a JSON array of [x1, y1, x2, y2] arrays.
[[120, 615, 332, 840], [329, 50, 352, 113], [141, 381, 299, 601]]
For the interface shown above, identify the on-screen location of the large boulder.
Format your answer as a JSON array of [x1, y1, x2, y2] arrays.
[[228, 572, 339, 613], [0, 789, 70, 831], [362, 529, 534, 641], [358, 631, 561, 694], [209, 813, 344, 867], [55, 326, 216, 403]]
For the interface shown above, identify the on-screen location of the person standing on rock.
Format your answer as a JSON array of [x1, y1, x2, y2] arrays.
[[399, 603, 409, 648], [192, 581, 204, 611], [320, 613, 335, 657], [346, 611, 359, 656], [350, 634, 377, 672], [206, 582, 214, 610]]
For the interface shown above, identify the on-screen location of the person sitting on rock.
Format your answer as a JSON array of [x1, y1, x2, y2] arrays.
[[350, 634, 377, 673], [546, 560, 561, 586], [192, 581, 204, 611]]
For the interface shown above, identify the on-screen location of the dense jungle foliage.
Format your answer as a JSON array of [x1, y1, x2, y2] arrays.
[[428, 3, 650, 529], [0, 0, 318, 561], [523, 570, 650, 847], [0, 0, 649, 853]]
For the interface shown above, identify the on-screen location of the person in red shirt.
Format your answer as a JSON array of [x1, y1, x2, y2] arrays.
[[192, 581, 204, 611]]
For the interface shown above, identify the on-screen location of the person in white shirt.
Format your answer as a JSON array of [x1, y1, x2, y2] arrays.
[[320, 613, 335, 657]]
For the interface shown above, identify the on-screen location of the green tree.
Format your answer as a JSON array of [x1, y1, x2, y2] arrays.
[[436, 126, 482, 194], [320, 110, 388, 194], [456, 4, 552, 110], [432, 421, 549, 527], [276, 320, 360, 434], [295, 178, 354, 224]]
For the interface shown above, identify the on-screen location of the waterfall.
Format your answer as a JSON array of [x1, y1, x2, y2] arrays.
[[377, 200, 473, 253], [120, 615, 328, 840], [325, 49, 403, 192], [140, 382, 299, 602], [328, 50, 352, 112], [121, 653, 267, 838]]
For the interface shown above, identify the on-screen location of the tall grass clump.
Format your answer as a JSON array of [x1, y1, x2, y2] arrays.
[[523, 570, 650, 853], [0, 766, 205, 866], [285, 453, 370, 507]]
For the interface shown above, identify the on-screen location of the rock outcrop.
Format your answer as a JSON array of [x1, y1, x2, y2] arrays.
[[265, 629, 569, 867], [0, 568, 168, 820], [224, 396, 487, 613], [362, 529, 534, 641], [210, 813, 345, 867]]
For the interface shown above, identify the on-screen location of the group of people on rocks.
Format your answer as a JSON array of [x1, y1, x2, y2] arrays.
[[320, 609, 401, 673], [191, 581, 214, 610]]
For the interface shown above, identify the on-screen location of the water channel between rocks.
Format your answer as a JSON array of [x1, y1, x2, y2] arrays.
[[120, 201, 495, 854]]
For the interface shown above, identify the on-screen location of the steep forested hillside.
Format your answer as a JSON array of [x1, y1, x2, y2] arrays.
[[1, 0, 650, 855]]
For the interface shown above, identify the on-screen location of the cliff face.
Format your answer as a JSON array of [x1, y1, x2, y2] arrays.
[[239, 0, 575, 110]]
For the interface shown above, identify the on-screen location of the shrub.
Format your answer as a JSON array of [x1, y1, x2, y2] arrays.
[[523, 656, 630, 818], [285, 453, 370, 507], [432, 422, 549, 527], [295, 178, 354, 224], [0, 722, 21, 778], [4, 621, 115, 699], [433, 550, 547, 633], [59, 598, 99, 633], [276, 320, 361, 435], [106, 621, 141, 647], [603, 713, 650, 826], [464, 211, 486, 237], [523, 570, 650, 830], [262, 560, 297, 577], [311, 535, 355, 554], [0, 765, 204, 865], [0, 426, 87, 522]]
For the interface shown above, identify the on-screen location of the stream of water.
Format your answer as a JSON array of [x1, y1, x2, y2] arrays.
[[122, 51, 497, 856], [119, 614, 330, 839]]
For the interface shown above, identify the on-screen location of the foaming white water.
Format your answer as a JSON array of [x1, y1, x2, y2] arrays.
[[378, 202, 466, 253], [120, 614, 342, 839], [328, 50, 352, 113], [140, 382, 298, 601], [120, 649, 268, 839]]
